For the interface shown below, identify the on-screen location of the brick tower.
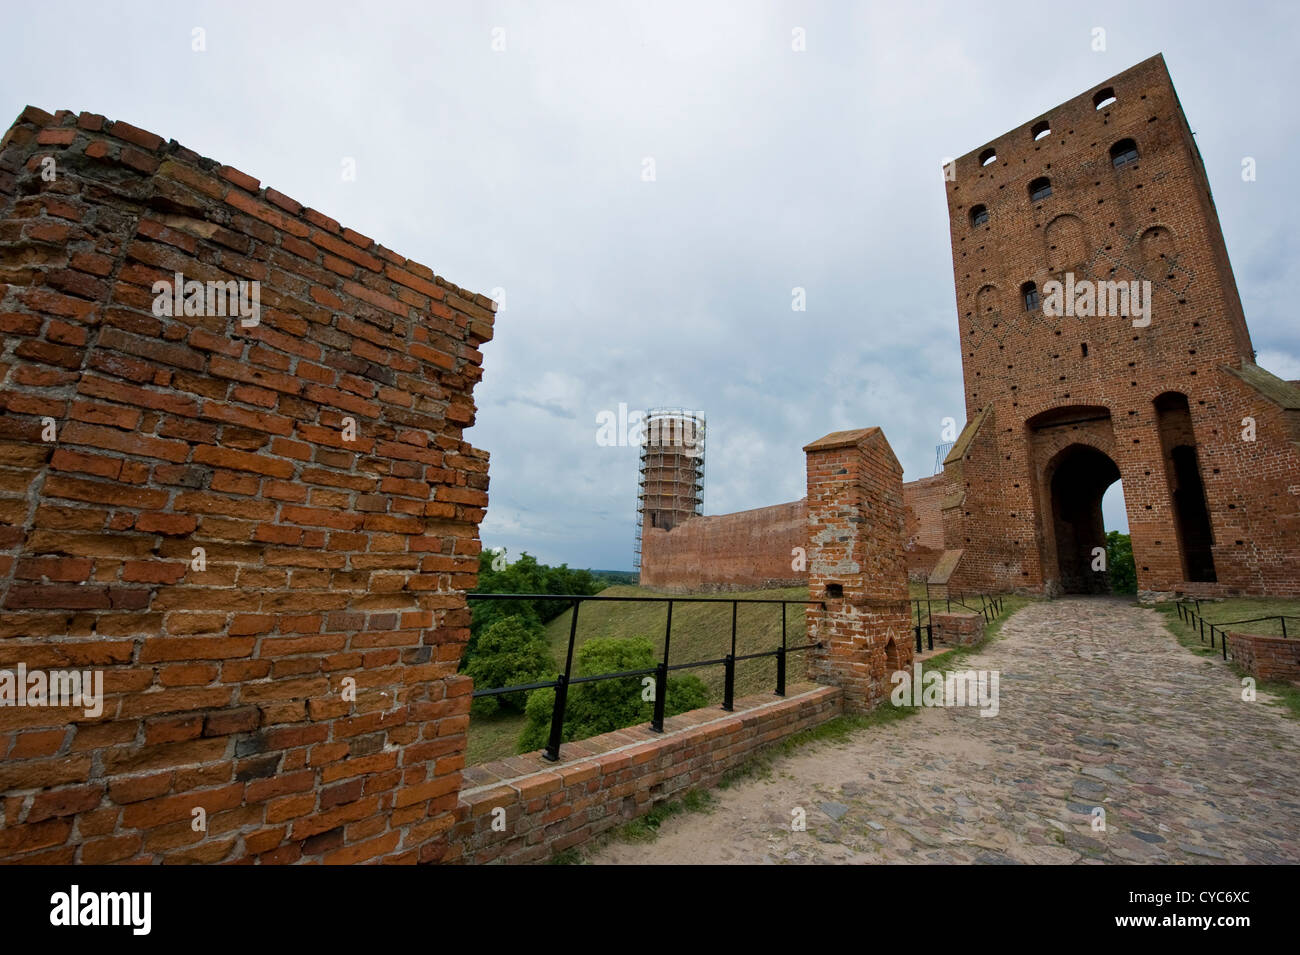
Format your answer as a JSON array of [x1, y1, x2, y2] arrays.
[[937, 54, 1300, 597]]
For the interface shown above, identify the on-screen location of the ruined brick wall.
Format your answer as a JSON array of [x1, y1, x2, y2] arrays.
[[639, 500, 805, 592], [901, 473, 945, 579], [0, 107, 494, 863], [803, 427, 913, 713], [1227, 632, 1300, 683], [639, 474, 943, 592], [940, 54, 1300, 596]]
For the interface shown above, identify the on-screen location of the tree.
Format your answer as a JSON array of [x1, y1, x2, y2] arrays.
[[464, 550, 603, 661], [1106, 530, 1137, 595], [461, 616, 554, 717], [517, 636, 709, 753]]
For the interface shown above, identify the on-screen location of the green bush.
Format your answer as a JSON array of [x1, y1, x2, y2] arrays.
[[517, 636, 710, 753], [1106, 530, 1137, 595], [461, 616, 554, 717], [464, 550, 603, 662]]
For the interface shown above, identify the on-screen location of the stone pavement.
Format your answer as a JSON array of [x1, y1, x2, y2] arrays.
[[588, 597, 1300, 864]]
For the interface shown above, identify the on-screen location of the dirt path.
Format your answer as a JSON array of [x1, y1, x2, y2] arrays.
[[587, 598, 1300, 864]]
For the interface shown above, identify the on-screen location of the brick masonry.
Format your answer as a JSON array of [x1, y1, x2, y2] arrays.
[[638, 475, 944, 591], [639, 499, 805, 592], [450, 683, 840, 864], [803, 427, 914, 713], [931, 610, 984, 647], [0, 107, 494, 863], [937, 54, 1300, 598], [1227, 632, 1300, 684]]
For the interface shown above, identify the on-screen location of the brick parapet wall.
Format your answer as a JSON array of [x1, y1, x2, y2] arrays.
[[0, 107, 494, 863], [639, 499, 805, 592], [931, 611, 984, 647], [449, 683, 840, 864], [803, 427, 914, 713], [638, 475, 944, 592], [1227, 632, 1300, 683]]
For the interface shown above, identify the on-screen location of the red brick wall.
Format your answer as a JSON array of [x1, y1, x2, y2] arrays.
[[1227, 632, 1300, 683], [804, 427, 913, 713], [451, 684, 839, 864], [902, 473, 945, 579], [638, 474, 944, 591], [931, 611, 984, 647], [639, 499, 805, 592], [940, 54, 1300, 597], [0, 107, 494, 863]]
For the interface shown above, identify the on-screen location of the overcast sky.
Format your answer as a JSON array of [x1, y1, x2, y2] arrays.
[[6, 1, 1298, 570]]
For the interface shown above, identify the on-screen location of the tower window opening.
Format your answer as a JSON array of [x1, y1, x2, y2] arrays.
[[1022, 281, 1040, 311]]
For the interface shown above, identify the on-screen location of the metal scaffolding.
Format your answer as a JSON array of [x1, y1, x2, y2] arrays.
[[633, 408, 706, 571]]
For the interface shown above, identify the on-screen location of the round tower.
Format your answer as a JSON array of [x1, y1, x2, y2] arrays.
[[633, 408, 705, 570]]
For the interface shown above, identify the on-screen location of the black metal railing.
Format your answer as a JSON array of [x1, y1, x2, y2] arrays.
[[1175, 599, 1299, 661], [910, 590, 1007, 652], [465, 594, 824, 762]]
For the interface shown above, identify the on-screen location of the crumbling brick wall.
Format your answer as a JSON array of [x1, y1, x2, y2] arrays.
[[803, 427, 913, 713], [0, 107, 494, 863], [639, 475, 944, 592], [639, 500, 806, 592]]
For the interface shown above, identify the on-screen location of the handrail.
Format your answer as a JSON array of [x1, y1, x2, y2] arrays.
[[465, 593, 824, 761], [1174, 600, 1297, 660], [909, 593, 1006, 652]]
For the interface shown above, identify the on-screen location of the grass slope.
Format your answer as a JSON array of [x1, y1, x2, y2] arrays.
[[466, 582, 1027, 765], [1155, 596, 1300, 719]]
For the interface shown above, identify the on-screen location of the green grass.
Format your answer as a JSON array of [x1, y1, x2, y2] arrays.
[[541, 584, 814, 703], [611, 788, 717, 842], [467, 583, 1028, 765], [465, 709, 528, 766], [917, 593, 1036, 672], [1155, 597, 1300, 719]]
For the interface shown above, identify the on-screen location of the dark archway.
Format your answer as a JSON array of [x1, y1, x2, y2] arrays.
[[1154, 392, 1217, 582], [1047, 444, 1122, 594]]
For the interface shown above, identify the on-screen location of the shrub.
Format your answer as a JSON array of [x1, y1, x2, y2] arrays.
[[1106, 530, 1137, 595], [517, 636, 710, 753], [464, 550, 603, 662], [462, 616, 554, 717]]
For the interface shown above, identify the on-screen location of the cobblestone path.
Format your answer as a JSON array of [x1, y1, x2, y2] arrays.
[[588, 598, 1300, 864]]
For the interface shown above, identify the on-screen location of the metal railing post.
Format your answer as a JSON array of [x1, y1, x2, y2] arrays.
[[544, 599, 582, 761], [776, 605, 787, 696], [650, 599, 673, 732]]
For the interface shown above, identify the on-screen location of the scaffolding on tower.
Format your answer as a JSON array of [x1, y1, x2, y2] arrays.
[[633, 408, 706, 572]]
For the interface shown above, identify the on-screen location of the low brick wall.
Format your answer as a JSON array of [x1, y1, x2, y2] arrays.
[[1228, 632, 1300, 683], [932, 611, 984, 647], [449, 683, 840, 863]]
